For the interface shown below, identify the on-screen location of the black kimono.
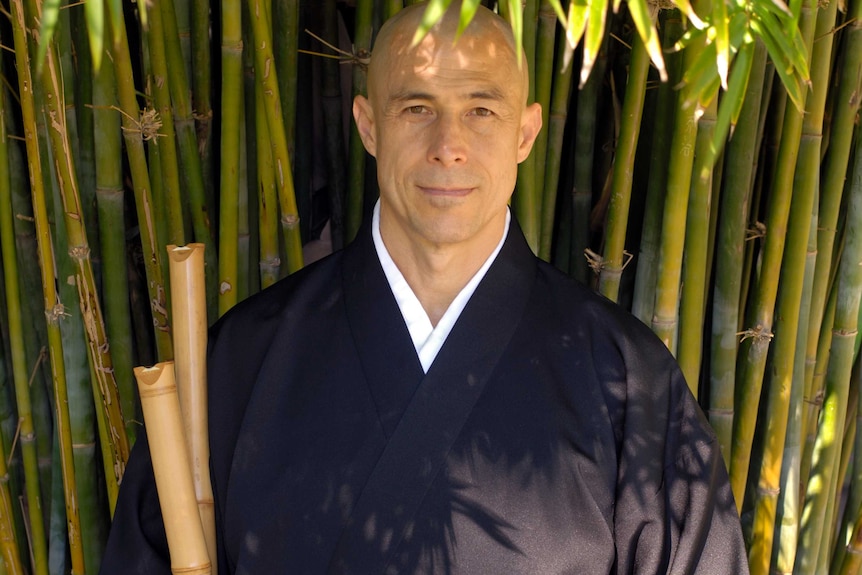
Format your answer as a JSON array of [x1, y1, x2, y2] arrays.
[[101, 221, 749, 574]]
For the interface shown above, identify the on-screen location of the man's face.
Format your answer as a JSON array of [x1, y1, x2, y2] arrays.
[[354, 19, 541, 251]]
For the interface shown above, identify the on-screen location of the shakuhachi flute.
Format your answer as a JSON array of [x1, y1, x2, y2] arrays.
[[134, 363, 211, 575], [168, 243, 217, 575]]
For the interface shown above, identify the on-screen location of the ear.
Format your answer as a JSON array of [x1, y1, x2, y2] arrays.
[[352, 95, 377, 157], [516, 102, 543, 163]]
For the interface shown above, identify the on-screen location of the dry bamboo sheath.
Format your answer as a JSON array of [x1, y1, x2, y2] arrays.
[[168, 244, 218, 574], [134, 363, 211, 575], [133, 243, 215, 574]]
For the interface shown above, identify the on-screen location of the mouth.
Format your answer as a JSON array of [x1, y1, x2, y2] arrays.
[[417, 186, 475, 197]]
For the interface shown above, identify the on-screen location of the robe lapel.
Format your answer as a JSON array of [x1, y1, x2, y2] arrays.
[[331, 220, 537, 574], [342, 227, 426, 438]]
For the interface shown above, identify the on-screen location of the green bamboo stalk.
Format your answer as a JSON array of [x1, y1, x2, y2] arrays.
[[219, 0, 242, 315], [30, 0, 132, 515], [386, 0, 403, 18], [7, 2, 61, 572], [796, 108, 862, 572], [800, 270, 839, 494], [649, 4, 711, 353], [770, 201, 818, 573], [676, 94, 718, 396], [747, 0, 836, 558], [803, 0, 862, 447], [631, 10, 684, 324], [146, 0, 187, 248], [531, 0, 557, 245], [47, 434, 67, 575], [835, 359, 862, 572], [190, 0, 212, 203], [346, 0, 374, 242], [708, 39, 767, 464], [107, 0, 173, 361], [596, 32, 650, 302], [274, 0, 299, 167], [514, 0, 540, 253], [319, 0, 347, 250], [247, 0, 304, 273], [161, 0, 219, 320], [839, 385, 862, 575], [51, 174, 103, 574], [0, 59, 31, 575], [728, 0, 818, 508], [93, 26, 137, 450], [538, 32, 575, 262], [257, 75, 280, 289]]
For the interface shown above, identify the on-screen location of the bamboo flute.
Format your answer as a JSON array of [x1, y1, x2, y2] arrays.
[[168, 244, 217, 573], [135, 363, 211, 575]]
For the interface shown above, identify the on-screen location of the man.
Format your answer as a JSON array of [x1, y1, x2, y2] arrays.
[[102, 3, 749, 573]]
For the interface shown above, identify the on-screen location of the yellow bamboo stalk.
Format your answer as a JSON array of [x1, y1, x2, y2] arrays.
[[167, 244, 216, 574], [134, 363, 211, 575]]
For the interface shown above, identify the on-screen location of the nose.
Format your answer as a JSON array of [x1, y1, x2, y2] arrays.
[[427, 114, 467, 167]]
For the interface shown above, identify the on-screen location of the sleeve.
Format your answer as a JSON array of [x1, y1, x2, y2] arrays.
[[99, 430, 171, 575], [610, 330, 749, 575]]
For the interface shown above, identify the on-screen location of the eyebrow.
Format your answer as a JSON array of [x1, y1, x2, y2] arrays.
[[387, 87, 507, 105]]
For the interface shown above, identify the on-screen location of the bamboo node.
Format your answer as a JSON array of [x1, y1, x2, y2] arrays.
[[118, 106, 164, 143], [68, 245, 90, 261], [281, 214, 300, 228], [847, 544, 862, 556], [745, 222, 767, 241], [584, 248, 603, 275], [220, 282, 232, 295], [736, 325, 773, 343], [45, 304, 70, 325]]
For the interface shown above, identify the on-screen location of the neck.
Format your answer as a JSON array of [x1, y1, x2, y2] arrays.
[[380, 215, 505, 326]]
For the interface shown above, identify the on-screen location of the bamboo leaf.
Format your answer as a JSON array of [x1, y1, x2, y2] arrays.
[[35, 0, 61, 71], [84, 0, 104, 69], [627, 0, 667, 81], [456, 0, 481, 38], [412, 0, 454, 46], [580, 0, 607, 87], [713, 0, 730, 89], [547, 0, 566, 22], [680, 39, 718, 104], [565, 0, 589, 51], [106, 0, 122, 46], [749, 17, 806, 110], [506, 0, 524, 64], [674, 0, 706, 29], [752, 4, 810, 80], [709, 37, 754, 166]]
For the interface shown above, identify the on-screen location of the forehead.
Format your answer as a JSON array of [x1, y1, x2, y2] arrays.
[[371, 25, 524, 103]]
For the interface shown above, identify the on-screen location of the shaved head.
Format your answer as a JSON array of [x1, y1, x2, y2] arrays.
[[367, 3, 529, 106]]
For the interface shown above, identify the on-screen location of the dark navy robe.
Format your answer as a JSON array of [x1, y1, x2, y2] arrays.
[[101, 221, 749, 574]]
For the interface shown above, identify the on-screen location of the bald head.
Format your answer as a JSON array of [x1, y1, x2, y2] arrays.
[[367, 3, 529, 105]]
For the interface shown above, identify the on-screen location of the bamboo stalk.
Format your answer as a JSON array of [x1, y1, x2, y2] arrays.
[[770, 195, 818, 573], [93, 33, 137, 449], [631, 10, 684, 324], [146, 0, 187, 248], [597, 32, 650, 302], [0, 60, 33, 575], [107, 0, 173, 361], [796, 114, 862, 572], [729, 0, 818, 508], [531, 0, 557, 244], [256, 72, 281, 289], [319, 0, 347, 250], [708, 39, 767, 466], [514, 0, 540, 253], [538, 30, 575, 262], [191, 0, 213, 200], [247, 0, 304, 273], [30, 1, 132, 509], [7, 1, 68, 571], [135, 363, 211, 575], [168, 245, 216, 574], [346, 0, 373, 242], [747, 3, 835, 570], [160, 0, 219, 321]]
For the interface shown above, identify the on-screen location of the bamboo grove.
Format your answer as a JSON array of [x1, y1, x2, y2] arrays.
[[0, 0, 860, 570]]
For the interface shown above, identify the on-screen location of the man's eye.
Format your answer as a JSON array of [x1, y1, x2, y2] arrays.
[[469, 107, 494, 117], [407, 105, 427, 114]]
